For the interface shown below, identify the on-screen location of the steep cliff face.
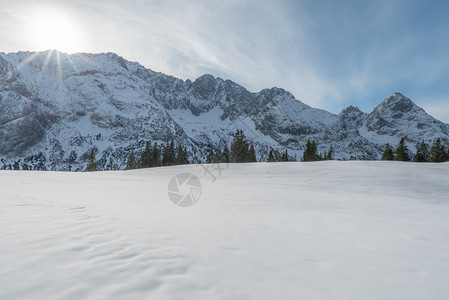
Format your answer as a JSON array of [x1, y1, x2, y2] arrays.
[[0, 51, 448, 170]]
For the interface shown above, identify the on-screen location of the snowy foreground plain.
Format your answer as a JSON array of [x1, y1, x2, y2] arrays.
[[1, 161, 449, 299]]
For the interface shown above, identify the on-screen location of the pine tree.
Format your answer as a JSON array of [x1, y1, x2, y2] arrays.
[[222, 144, 230, 163], [86, 148, 98, 171], [429, 138, 448, 162], [326, 145, 334, 160], [176, 144, 189, 165], [206, 152, 214, 163], [394, 138, 410, 161], [274, 149, 281, 162], [215, 150, 222, 163], [170, 140, 176, 163], [162, 140, 176, 166], [281, 149, 289, 162], [139, 141, 153, 168], [248, 144, 257, 162], [152, 142, 162, 167], [312, 141, 319, 160], [169, 140, 176, 165], [302, 139, 319, 161], [230, 129, 250, 163], [162, 142, 169, 166], [414, 140, 429, 162], [125, 151, 137, 170], [267, 148, 275, 162], [381, 143, 394, 160]]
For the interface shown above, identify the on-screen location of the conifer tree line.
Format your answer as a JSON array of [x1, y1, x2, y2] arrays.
[[267, 148, 293, 162], [300, 139, 334, 162], [266, 138, 333, 162], [206, 129, 257, 163], [206, 144, 230, 164], [85, 131, 449, 171], [125, 140, 189, 170], [85, 130, 337, 171], [382, 137, 449, 162]]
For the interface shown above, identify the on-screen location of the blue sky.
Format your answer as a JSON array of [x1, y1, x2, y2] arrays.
[[1, 0, 449, 122]]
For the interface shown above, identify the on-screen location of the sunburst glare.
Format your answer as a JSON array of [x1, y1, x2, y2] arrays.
[[30, 10, 83, 54]]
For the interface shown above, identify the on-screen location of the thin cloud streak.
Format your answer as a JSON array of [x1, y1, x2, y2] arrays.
[[0, 0, 448, 122]]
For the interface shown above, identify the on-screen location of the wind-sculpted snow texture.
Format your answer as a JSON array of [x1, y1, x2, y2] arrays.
[[1, 162, 449, 299], [1, 51, 448, 170]]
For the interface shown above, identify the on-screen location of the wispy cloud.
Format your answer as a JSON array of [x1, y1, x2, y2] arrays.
[[1, 0, 448, 122]]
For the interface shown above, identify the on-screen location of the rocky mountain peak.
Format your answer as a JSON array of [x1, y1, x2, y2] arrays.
[[103, 52, 129, 71], [258, 87, 291, 98], [189, 74, 222, 100], [195, 73, 216, 82], [340, 105, 364, 116], [375, 92, 419, 114]]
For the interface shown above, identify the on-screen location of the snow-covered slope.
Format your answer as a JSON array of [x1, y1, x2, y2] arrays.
[[1, 51, 449, 170], [1, 162, 449, 299]]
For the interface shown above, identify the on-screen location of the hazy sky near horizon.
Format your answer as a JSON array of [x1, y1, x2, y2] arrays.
[[1, 0, 449, 122]]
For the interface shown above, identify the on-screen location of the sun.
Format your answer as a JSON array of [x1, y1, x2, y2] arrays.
[[30, 11, 83, 53]]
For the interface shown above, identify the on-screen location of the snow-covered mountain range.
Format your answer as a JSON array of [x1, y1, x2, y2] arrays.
[[1, 50, 448, 170]]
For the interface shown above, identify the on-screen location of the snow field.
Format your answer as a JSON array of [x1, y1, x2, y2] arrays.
[[1, 161, 449, 299]]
